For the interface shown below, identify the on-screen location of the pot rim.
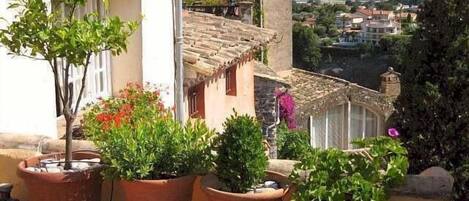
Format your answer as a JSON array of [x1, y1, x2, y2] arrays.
[[118, 174, 197, 184], [17, 152, 103, 183], [201, 170, 290, 199]]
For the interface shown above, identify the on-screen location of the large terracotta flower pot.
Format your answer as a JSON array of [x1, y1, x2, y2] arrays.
[[201, 171, 291, 201], [17, 151, 103, 201], [118, 175, 196, 201]]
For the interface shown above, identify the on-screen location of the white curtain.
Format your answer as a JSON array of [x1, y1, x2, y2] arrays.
[[328, 105, 344, 149], [365, 110, 378, 137], [351, 104, 364, 145], [313, 113, 326, 148], [311, 104, 379, 150]]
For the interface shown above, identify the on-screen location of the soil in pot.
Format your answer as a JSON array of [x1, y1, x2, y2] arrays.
[[201, 171, 291, 201], [118, 175, 196, 201], [17, 152, 103, 201]]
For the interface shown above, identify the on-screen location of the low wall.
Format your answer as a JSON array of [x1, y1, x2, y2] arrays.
[[0, 133, 96, 154], [0, 149, 41, 201]]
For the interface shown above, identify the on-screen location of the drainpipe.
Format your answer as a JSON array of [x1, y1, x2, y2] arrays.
[[259, 0, 264, 62], [174, 0, 185, 124]]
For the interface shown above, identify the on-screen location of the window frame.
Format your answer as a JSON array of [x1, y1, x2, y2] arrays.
[[309, 102, 382, 150], [189, 82, 205, 119], [53, 0, 112, 116], [225, 65, 237, 96]]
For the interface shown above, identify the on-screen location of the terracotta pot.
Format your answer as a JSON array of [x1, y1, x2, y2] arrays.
[[118, 175, 196, 201], [201, 171, 291, 201], [17, 151, 103, 201]]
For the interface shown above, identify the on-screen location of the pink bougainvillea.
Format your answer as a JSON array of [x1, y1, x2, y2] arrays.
[[276, 90, 297, 129]]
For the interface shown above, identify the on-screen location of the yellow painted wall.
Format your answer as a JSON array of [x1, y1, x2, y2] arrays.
[[108, 0, 143, 96], [0, 149, 41, 201]]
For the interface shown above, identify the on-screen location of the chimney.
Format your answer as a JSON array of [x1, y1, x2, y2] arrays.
[[380, 67, 401, 98], [238, 1, 254, 25]]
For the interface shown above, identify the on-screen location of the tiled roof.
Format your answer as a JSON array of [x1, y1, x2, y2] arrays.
[[356, 8, 373, 16], [283, 68, 394, 120], [183, 11, 276, 87], [286, 69, 348, 107]]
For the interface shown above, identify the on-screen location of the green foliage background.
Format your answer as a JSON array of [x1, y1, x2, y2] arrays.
[[293, 23, 322, 70], [391, 0, 469, 200]]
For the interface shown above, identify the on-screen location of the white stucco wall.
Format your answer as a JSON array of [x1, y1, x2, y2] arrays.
[[141, 0, 175, 107], [0, 0, 57, 138]]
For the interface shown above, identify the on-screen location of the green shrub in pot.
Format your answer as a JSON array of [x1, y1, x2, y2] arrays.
[[214, 112, 268, 193], [84, 83, 215, 180]]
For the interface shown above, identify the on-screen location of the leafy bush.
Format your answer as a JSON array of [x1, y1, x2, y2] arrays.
[[215, 113, 268, 193], [277, 123, 311, 160], [84, 83, 214, 180], [290, 137, 408, 201]]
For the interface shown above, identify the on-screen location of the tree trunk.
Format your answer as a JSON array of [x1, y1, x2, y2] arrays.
[[64, 115, 74, 170]]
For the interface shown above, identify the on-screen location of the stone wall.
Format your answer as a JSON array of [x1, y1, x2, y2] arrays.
[[254, 76, 284, 159], [263, 0, 293, 72]]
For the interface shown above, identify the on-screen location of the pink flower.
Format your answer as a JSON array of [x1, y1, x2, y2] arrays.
[[388, 128, 399, 138]]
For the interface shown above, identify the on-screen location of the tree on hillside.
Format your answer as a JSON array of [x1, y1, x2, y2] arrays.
[[379, 34, 411, 66], [315, 4, 338, 37], [392, 0, 469, 200], [293, 23, 322, 70]]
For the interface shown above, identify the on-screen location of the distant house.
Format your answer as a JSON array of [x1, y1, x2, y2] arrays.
[[295, 0, 309, 4], [319, 0, 346, 4], [336, 13, 364, 29], [302, 17, 317, 28], [395, 12, 417, 22], [372, 10, 395, 20], [360, 19, 401, 44], [282, 68, 399, 150], [355, 8, 373, 19], [355, 8, 395, 21]]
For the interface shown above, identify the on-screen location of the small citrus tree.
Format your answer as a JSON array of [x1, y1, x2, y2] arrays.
[[0, 0, 137, 169]]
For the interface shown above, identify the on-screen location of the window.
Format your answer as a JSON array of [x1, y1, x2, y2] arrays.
[[225, 66, 237, 96], [54, 0, 111, 116], [310, 103, 381, 150], [189, 82, 205, 118]]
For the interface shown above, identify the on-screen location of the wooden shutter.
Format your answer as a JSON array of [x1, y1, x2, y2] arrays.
[[225, 65, 237, 96], [189, 82, 205, 119]]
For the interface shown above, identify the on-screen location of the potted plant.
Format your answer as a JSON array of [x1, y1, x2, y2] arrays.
[[201, 113, 291, 201], [0, 0, 137, 200], [289, 137, 409, 201], [84, 83, 215, 201]]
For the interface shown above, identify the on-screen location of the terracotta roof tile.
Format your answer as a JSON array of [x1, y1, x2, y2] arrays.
[[183, 11, 276, 87]]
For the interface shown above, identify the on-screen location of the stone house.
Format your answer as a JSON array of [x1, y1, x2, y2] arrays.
[[282, 68, 399, 150], [0, 0, 276, 137]]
